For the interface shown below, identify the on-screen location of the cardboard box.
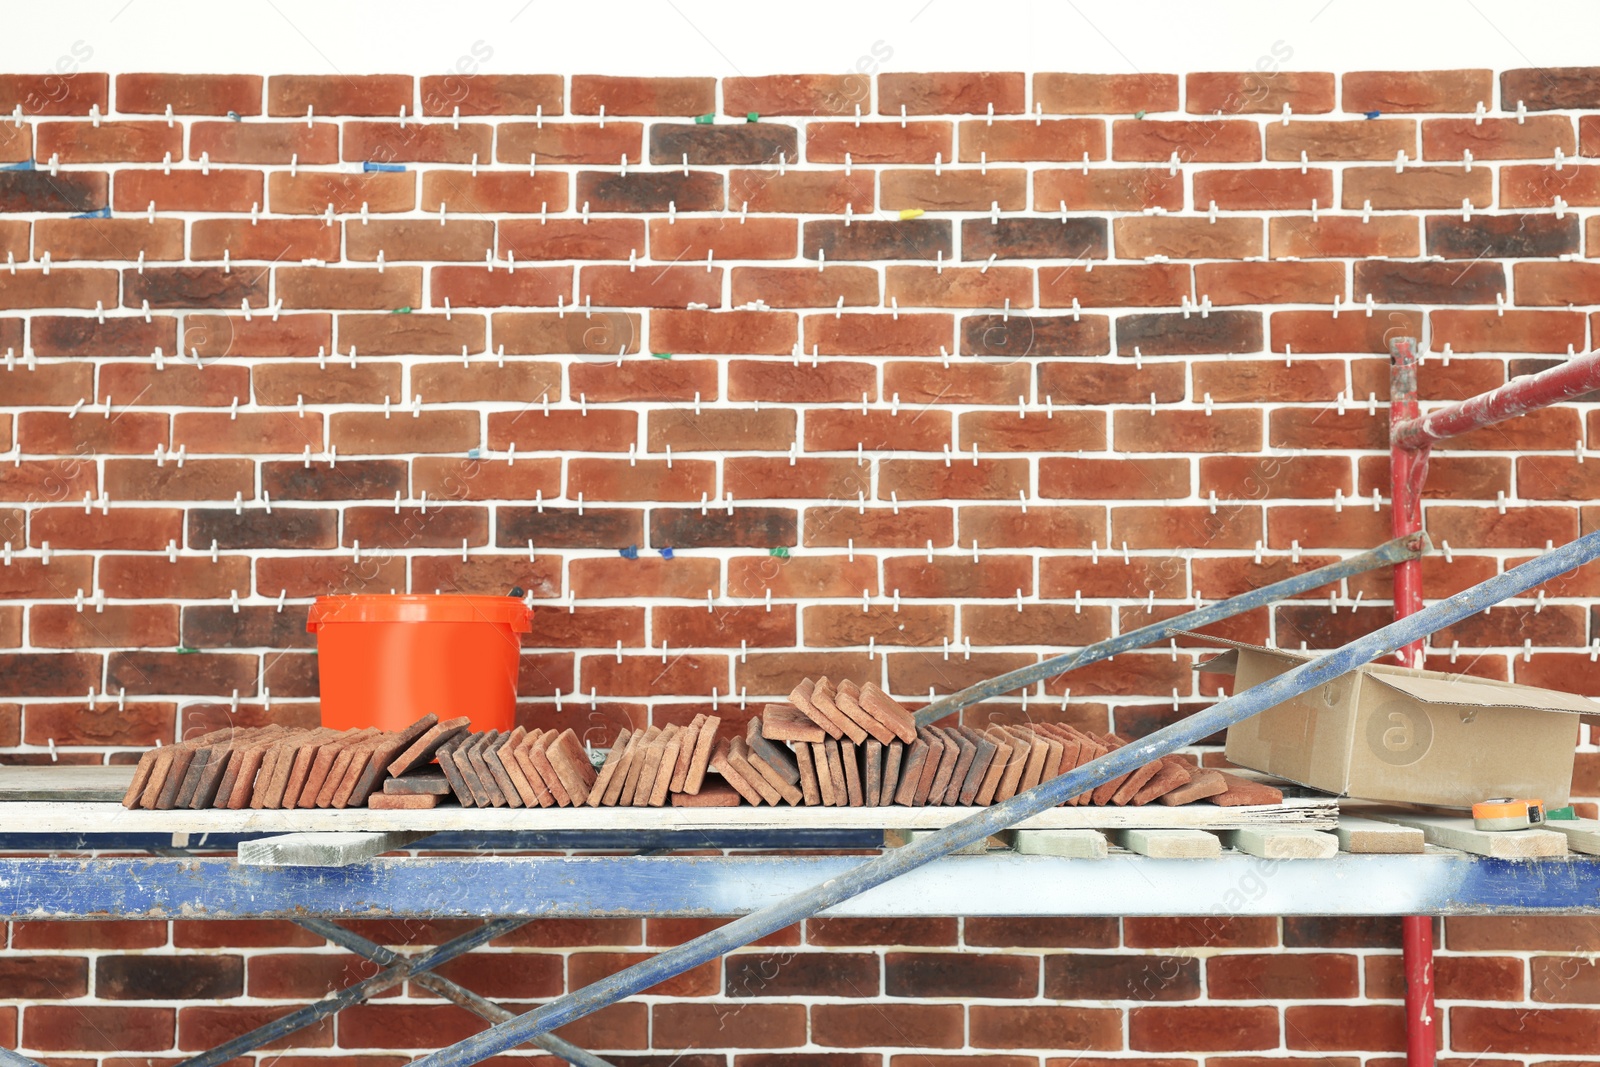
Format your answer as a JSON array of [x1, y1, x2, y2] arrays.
[[1190, 635, 1591, 808]]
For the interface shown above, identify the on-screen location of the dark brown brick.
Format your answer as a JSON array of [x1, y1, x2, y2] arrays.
[[1425, 214, 1579, 259], [1502, 67, 1600, 110], [97, 955, 243, 999], [1353, 260, 1505, 304], [803, 219, 951, 261], [124, 267, 268, 310], [886, 952, 1039, 999], [651, 123, 798, 166], [726, 952, 879, 998], [187, 508, 338, 550], [962, 217, 1108, 260], [260, 460, 408, 501], [0, 652, 102, 697], [576, 170, 724, 213], [181, 605, 317, 649], [965, 917, 1119, 948], [807, 917, 959, 946], [1126, 917, 1278, 948], [498, 506, 644, 549], [27, 313, 175, 357], [649, 507, 797, 549], [107, 650, 258, 696], [1284, 916, 1406, 948], [0, 170, 106, 213], [1044, 954, 1200, 1001], [1117, 311, 1263, 355]]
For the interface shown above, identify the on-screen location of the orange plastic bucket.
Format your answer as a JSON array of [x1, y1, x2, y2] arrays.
[[307, 594, 532, 733]]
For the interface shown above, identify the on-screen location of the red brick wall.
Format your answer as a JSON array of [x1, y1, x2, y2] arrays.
[[2, 68, 1599, 1059]]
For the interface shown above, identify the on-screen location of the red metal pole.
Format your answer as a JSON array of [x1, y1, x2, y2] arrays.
[[1392, 346, 1600, 449], [1389, 337, 1428, 669], [1388, 336, 1436, 1067], [1402, 914, 1437, 1067]]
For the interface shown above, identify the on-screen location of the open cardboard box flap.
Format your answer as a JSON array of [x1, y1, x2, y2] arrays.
[[1176, 632, 1591, 806], [1187, 633, 1597, 716]]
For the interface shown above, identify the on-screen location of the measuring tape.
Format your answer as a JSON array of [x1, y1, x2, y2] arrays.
[[1471, 798, 1545, 832]]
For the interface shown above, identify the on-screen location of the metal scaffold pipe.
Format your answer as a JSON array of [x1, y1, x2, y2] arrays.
[[412, 528, 1600, 1067]]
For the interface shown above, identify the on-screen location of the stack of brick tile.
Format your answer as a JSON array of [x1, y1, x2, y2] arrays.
[[375, 714, 729, 808], [119, 694, 1279, 812], [671, 678, 1280, 808], [120, 714, 450, 810]]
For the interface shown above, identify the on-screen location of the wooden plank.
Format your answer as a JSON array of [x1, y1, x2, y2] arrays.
[[1368, 813, 1568, 859], [0, 765, 135, 802], [1012, 829, 1109, 859], [1543, 818, 1600, 856], [238, 830, 428, 867], [1111, 829, 1222, 858], [885, 828, 990, 856], [1335, 815, 1425, 854], [1221, 828, 1338, 860]]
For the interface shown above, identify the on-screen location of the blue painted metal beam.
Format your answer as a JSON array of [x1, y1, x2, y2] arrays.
[[914, 534, 1421, 725], [411, 529, 1600, 1067], [2, 853, 1599, 920]]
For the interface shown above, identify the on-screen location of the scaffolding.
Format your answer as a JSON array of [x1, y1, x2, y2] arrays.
[[5, 340, 1600, 1066]]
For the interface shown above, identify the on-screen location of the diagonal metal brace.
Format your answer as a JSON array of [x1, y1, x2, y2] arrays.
[[913, 534, 1421, 725], [409, 529, 1600, 1067], [295, 917, 616, 1067], [176, 917, 526, 1067]]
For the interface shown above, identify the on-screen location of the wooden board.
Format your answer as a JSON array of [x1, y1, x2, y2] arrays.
[[1110, 828, 1222, 858], [1220, 828, 1338, 860], [1368, 812, 1568, 859], [1335, 815, 1425, 854], [884, 828, 991, 855], [1543, 818, 1600, 856], [1011, 829, 1109, 859], [0, 765, 136, 802]]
